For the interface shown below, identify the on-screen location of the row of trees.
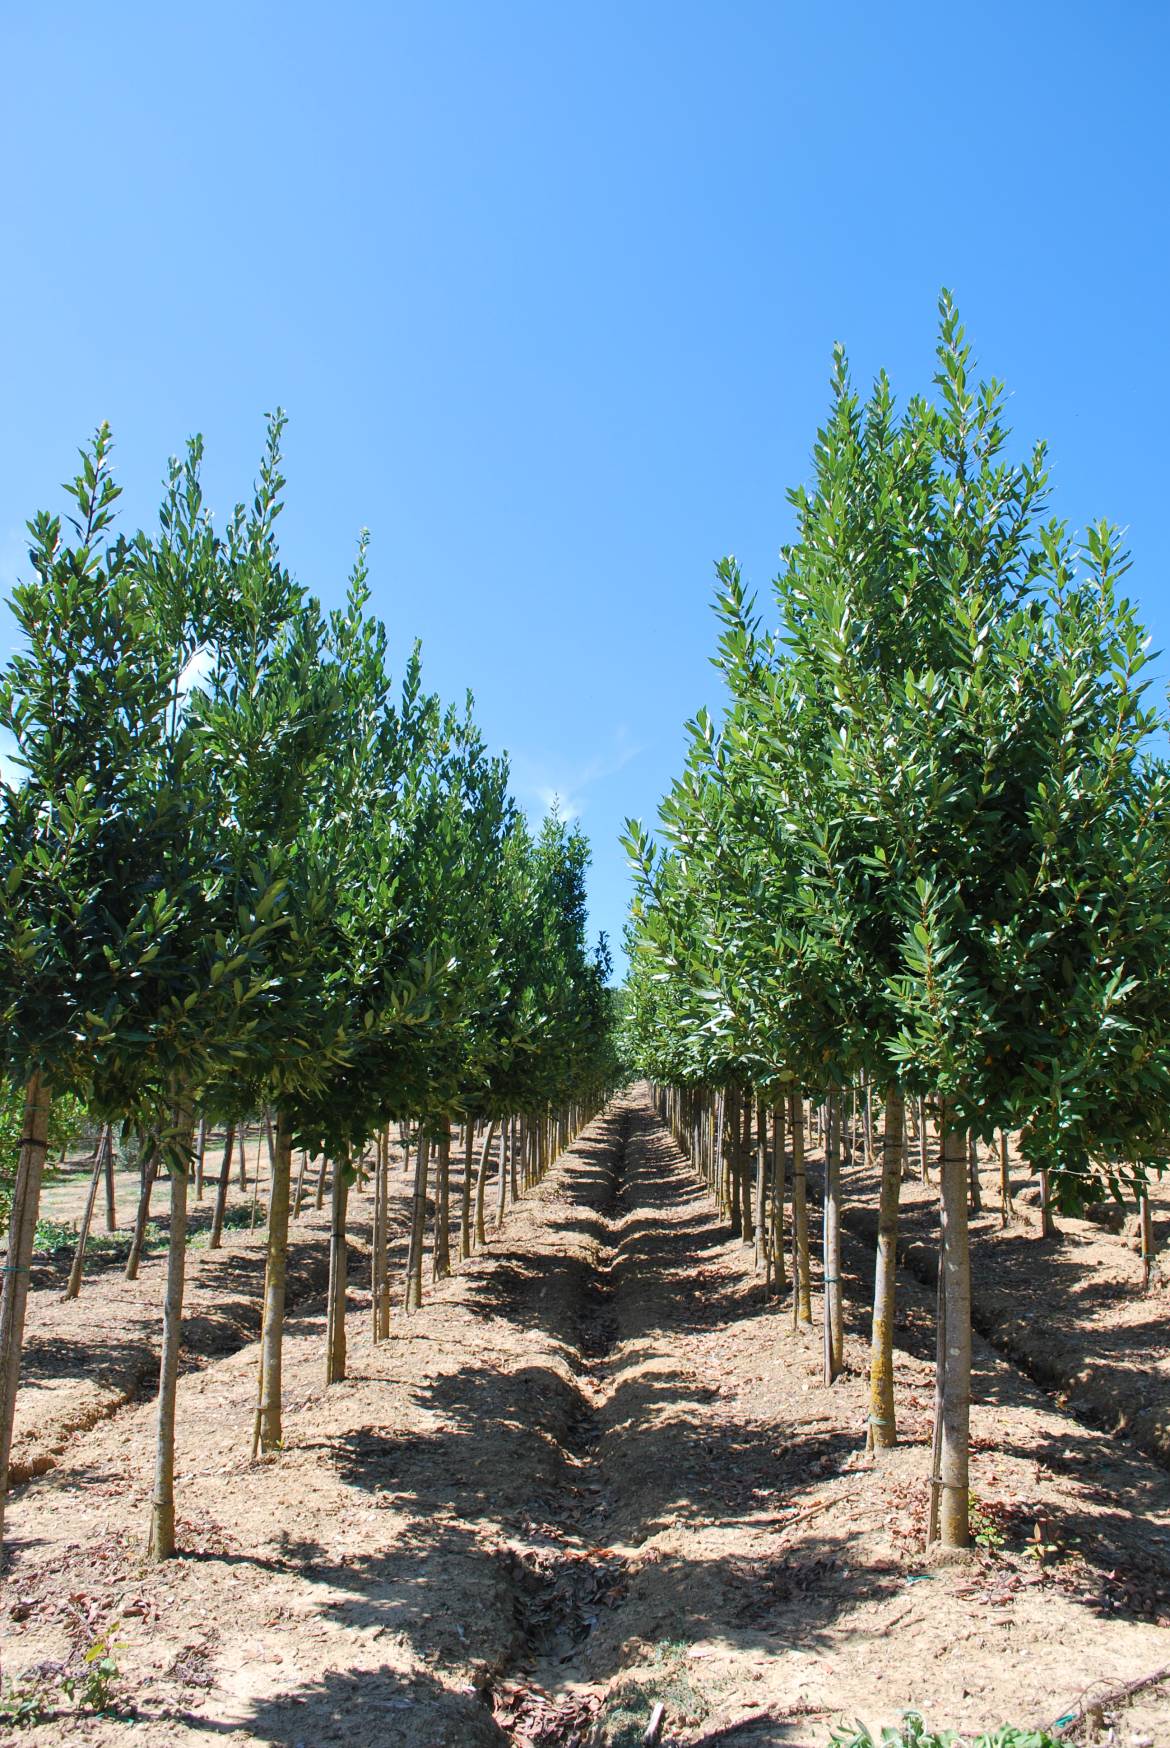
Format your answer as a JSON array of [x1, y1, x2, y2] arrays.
[[0, 419, 617, 1558], [623, 296, 1170, 1547]]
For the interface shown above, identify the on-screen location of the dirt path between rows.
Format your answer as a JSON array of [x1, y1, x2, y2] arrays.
[[2, 1090, 1170, 1745]]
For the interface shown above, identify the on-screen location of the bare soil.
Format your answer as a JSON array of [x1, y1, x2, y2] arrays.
[[839, 1125, 1170, 1470], [2, 1091, 1169, 1746]]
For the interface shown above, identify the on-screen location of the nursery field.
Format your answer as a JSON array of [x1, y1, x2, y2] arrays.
[[1, 1088, 1168, 1746], [5, 284, 1170, 1748]]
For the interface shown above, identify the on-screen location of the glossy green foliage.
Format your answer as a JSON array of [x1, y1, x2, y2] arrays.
[[625, 295, 1170, 1203], [1, 419, 616, 1164]]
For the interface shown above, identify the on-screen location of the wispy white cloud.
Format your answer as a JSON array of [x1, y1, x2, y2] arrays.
[[511, 724, 643, 824], [177, 643, 215, 705]]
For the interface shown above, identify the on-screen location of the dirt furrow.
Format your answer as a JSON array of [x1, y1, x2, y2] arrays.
[[4, 1091, 1170, 1747]]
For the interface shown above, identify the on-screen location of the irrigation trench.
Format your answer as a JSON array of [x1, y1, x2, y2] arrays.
[[4, 1088, 1170, 1746]]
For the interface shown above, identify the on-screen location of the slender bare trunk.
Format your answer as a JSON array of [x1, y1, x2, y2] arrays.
[[432, 1120, 451, 1281], [739, 1093, 753, 1243], [968, 1132, 982, 1213], [314, 1150, 328, 1211], [404, 1133, 430, 1310], [494, 1120, 508, 1230], [65, 1125, 110, 1301], [724, 1087, 740, 1234], [769, 1100, 786, 1295], [460, 1119, 474, 1260], [194, 1116, 206, 1201], [254, 1111, 293, 1453], [209, 1124, 235, 1250], [376, 1128, 392, 1339], [325, 1156, 350, 1383], [998, 1130, 1012, 1226], [370, 1128, 386, 1344], [104, 1130, 118, 1232], [0, 1072, 51, 1549], [753, 1096, 768, 1274], [292, 1148, 308, 1219], [867, 1086, 903, 1451], [125, 1141, 160, 1280], [1039, 1167, 1057, 1240], [933, 1108, 971, 1549], [790, 1093, 811, 1325], [1140, 1193, 1154, 1290], [823, 1091, 843, 1382], [249, 1130, 263, 1231], [474, 1118, 497, 1248], [147, 1105, 194, 1559]]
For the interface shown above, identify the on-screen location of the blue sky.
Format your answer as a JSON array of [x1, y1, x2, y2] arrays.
[[3, 2, 1168, 978]]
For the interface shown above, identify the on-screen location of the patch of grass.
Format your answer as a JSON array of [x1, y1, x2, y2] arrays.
[[187, 1202, 266, 1247], [599, 1642, 709, 1745], [32, 1217, 165, 1259]]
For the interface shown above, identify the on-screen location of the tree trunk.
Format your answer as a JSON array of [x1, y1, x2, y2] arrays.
[[194, 1116, 207, 1201], [372, 1127, 391, 1341], [968, 1132, 982, 1213], [0, 1071, 51, 1549], [725, 1087, 741, 1234], [370, 1128, 385, 1343], [254, 1110, 294, 1453], [209, 1124, 235, 1250], [998, 1130, 1012, 1227], [739, 1093, 753, 1243], [823, 1091, 843, 1382], [769, 1100, 786, 1295], [292, 1148, 309, 1219], [249, 1131, 263, 1231], [1039, 1167, 1057, 1240], [325, 1156, 351, 1382], [790, 1093, 811, 1325], [1140, 1193, 1154, 1290], [124, 1141, 160, 1280], [404, 1133, 430, 1311], [432, 1121, 451, 1281], [867, 1085, 904, 1451], [460, 1119, 474, 1260], [146, 1106, 194, 1559], [494, 1119, 508, 1230], [104, 1129, 118, 1232], [315, 1150, 328, 1211], [934, 1108, 972, 1548], [66, 1125, 111, 1300], [919, 1098, 929, 1183], [753, 1096, 768, 1274], [474, 1118, 497, 1248]]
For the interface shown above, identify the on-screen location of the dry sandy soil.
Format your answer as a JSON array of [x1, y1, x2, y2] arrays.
[[839, 1125, 1170, 1474], [1, 1091, 1169, 1746]]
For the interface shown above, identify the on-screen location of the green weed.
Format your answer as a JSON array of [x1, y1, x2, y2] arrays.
[[829, 1712, 1061, 1748], [968, 1497, 1005, 1551]]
